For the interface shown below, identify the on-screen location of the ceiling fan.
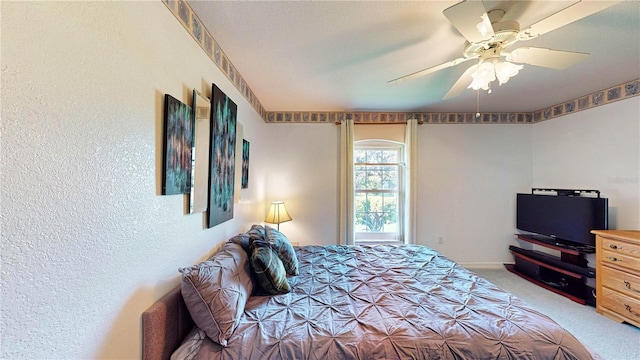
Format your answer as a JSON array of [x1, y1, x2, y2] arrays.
[[388, 0, 622, 99]]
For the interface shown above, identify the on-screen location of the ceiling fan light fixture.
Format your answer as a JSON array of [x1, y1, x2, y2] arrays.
[[476, 13, 492, 38], [468, 61, 496, 91], [468, 58, 523, 91], [495, 61, 523, 85]]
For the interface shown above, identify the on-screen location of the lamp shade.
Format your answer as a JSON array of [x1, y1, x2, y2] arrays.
[[468, 59, 524, 91], [264, 201, 292, 226], [468, 61, 496, 90], [494, 61, 523, 85]]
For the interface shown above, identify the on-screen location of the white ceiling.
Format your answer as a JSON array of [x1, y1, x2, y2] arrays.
[[188, 0, 640, 113]]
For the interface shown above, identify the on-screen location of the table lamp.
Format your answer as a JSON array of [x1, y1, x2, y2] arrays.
[[264, 201, 292, 231]]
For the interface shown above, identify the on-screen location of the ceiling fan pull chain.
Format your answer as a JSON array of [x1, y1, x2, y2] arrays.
[[476, 90, 481, 119]]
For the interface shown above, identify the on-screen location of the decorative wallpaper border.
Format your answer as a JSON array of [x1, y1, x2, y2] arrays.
[[164, 1, 638, 125], [162, 0, 267, 120], [532, 80, 639, 123], [266, 111, 534, 125]]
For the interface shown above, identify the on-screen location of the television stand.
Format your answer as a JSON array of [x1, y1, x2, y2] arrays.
[[505, 234, 596, 305], [519, 234, 595, 253]]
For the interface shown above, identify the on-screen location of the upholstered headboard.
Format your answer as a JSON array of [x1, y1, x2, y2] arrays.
[[141, 286, 194, 360]]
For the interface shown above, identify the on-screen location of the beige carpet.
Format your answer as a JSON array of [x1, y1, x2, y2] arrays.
[[471, 268, 640, 360]]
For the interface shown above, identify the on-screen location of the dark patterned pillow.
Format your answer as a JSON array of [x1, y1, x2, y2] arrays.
[[265, 226, 299, 276], [229, 224, 266, 252], [179, 242, 253, 346], [247, 224, 266, 240], [249, 239, 290, 295]]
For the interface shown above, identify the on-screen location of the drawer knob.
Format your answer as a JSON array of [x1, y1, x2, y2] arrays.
[[606, 256, 620, 262], [624, 304, 640, 317], [608, 244, 618, 249], [624, 281, 640, 294]]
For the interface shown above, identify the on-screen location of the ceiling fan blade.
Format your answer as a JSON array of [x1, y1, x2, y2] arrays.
[[443, 64, 478, 100], [443, 0, 494, 43], [388, 56, 475, 86], [506, 47, 589, 69], [518, 0, 623, 40]]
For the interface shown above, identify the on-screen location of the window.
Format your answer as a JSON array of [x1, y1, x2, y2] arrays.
[[354, 140, 404, 244]]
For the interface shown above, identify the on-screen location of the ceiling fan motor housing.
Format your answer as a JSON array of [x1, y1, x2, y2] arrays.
[[463, 19, 520, 58]]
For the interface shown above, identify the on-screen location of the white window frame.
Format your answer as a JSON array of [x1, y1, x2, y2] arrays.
[[353, 140, 405, 245]]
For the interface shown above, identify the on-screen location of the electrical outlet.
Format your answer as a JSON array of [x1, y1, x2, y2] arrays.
[[438, 236, 444, 244]]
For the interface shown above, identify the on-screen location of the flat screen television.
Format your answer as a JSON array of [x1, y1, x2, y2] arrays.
[[516, 192, 608, 247]]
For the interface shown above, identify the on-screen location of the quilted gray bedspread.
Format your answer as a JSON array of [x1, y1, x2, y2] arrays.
[[176, 244, 593, 359]]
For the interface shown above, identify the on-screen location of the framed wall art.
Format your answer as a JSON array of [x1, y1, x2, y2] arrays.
[[162, 94, 194, 195], [207, 84, 237, 228], [233, 123, 244, 203], [241, 139, 249, 189], [189, 90, 211, 213]]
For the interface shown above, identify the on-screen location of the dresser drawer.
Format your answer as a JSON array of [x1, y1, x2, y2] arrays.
[[601, 249, 640, 272], [600, 237, 640, 258], [601, 266, 640, 300], [601, 287, 640, 325]]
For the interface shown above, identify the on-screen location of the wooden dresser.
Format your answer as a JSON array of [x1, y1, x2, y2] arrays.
[[592, 230, 640, 327]]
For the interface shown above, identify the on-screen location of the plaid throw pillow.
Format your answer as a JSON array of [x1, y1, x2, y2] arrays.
[[249, 239, 291, 295], [265, 226, 299, 276]]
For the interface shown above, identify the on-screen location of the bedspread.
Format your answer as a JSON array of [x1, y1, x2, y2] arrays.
[[175, 244, 593, 359]]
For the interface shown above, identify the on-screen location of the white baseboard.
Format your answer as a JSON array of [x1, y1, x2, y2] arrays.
[[460, 262, 512, 269]]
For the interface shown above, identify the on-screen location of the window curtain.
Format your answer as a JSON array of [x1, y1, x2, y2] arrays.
[[339, 119, 355, 245], [404, 119, 418, 244]]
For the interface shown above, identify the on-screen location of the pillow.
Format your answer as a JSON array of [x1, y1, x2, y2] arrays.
[[178, 242, 253, 347], [265, 225, 299, 276], [249, 239, 291, 295], [170, 327, 205, 360], [247, 224, 266, 240], [229, 224, 266, 252]]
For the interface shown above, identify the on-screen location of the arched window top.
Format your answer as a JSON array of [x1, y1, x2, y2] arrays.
[[355, 139, 404, 148], [354, 124, 405, 143]]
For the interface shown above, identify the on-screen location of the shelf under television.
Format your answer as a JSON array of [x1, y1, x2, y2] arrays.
[[504, 263, 586, 305], [516, 234, 595, 255]]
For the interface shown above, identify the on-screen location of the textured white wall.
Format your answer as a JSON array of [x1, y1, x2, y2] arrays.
[[1, 2, 268, 359], [416, 124, 533, 265], [532, 99, 640, 229], [262, 124, 340, 246]]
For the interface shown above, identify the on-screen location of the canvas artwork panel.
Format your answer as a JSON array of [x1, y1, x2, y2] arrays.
[[162, 94, 194, 195], [189, 90, 211, 213], [241, 139, 250, 189], [207, 84, 237, 228]]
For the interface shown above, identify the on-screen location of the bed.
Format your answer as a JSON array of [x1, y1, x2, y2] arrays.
[[143, 227, 595, 360]]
